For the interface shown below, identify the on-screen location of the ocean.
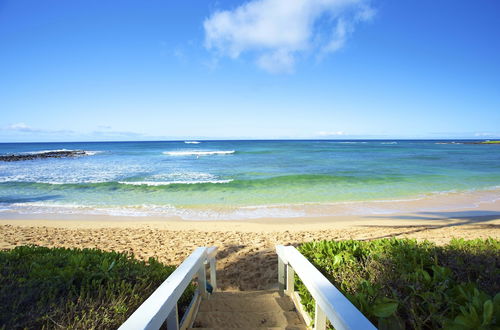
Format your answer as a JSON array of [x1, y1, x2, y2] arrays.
[[1, 140, 499, 219]]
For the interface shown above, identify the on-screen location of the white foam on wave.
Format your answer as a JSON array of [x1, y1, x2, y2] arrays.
[[22, 149, 74, 155], [84, 151, 103, 156], [118, 179, 233, 186], [163, 150, 235, 156], [119, 171, 232, 186], [337, 142, 368, 144], [184, 141, 201, 144], [0, 175, 109, 184], [381, 142, 397, 145], [19, 149, 103, 156], [0, 160, 143, 184], [0, 201, 306, 220]]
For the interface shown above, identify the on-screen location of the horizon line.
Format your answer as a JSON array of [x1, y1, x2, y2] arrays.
[[0, 138, 498, 144]]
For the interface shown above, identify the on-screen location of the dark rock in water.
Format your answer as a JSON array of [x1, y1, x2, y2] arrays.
[[0, 150, 87, 162]]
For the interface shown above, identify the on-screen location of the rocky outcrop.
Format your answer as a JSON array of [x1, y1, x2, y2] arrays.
[[0, 150, 87, 162]]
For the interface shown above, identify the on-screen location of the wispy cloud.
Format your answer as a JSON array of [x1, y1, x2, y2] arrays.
[[4, 123, 74, 134], [97, 125, 112, 130], [474, 132, 496, 137], [6, 122, 39, 132], [317, 130, 345, 137], [203, 0, 375, 73], [91, 130, 145, 138]]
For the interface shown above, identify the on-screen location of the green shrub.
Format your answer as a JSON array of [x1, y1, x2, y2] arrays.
[[0, 245, 195, 329], [296, 238, 500, 329]]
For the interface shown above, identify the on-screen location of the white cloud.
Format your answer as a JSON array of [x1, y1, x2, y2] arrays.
[[204, 0, 374, 73], [97, 125, 112, 130], [474, 132, 495, 137], [7, 122, 37, 132], [317, 130, 345, 136], [256, 49, 295, 73], [3, 123, 76, 135]]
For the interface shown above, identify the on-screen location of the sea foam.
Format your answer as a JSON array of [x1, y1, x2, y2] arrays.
[[163, 150, 235, 156], [118, 179, 233, 186], [22, 149, 102, 156]]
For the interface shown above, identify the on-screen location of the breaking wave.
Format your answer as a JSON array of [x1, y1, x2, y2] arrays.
[[163, 150, 235, 156]]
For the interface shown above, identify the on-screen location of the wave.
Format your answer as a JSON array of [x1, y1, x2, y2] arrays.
[[118, 179, 233, 186], [0, 202, 307, 219], [381, 142, 397, 145], [21, 149, 102, 156], [184, 141, 201, 144], [0, 173, 412, 190], [338, 142, 368, 144], [163, 150, 235, 156], [3, 187, 500, 220], [22, 149, 74, 155], [0, 170, 228, 185], [84, 151, 103, 156]]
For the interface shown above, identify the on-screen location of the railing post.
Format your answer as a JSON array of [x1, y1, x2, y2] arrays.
[[209, 257, 217, 292], [278, 256, 286, 293], [198, 263, 208, 299], [314, 301, 327, 330], [286, 265, 295, 296], [166, 303, 179, 330]]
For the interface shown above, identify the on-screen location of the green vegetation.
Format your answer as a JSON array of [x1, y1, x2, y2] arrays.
[[480, 141, 500, 144], [296, 238, 500, 329], [0, 245, 194, 329]]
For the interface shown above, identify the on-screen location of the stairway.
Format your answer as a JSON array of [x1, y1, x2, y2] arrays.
[[189, 290, 308, 330]]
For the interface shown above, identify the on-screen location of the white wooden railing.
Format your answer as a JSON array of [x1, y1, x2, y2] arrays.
[[119, 246, 217, 330], [276, 245, 376, 330]]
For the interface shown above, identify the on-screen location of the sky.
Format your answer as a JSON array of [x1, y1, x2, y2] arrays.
[[0, 0, 499, 142]]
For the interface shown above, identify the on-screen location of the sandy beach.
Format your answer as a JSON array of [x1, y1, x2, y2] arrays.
[[2, 206, 499, 291]]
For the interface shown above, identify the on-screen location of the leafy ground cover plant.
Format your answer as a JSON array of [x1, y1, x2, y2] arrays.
[[0, 245, 194, 329], [296, 238, 499, 329]]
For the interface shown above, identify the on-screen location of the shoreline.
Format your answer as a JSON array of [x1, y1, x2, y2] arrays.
[[1, 206, 500, 230], [2, 186, 500, 221]]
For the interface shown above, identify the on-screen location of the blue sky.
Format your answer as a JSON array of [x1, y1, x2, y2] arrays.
[[0, 0, 499, 142]]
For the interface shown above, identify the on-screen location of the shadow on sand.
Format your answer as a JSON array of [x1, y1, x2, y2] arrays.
[[216, 211, 499, 290], [361, 210, 500, 240]]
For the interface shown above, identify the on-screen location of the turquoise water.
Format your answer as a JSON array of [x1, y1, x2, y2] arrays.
[[1, 140, 499, 218]]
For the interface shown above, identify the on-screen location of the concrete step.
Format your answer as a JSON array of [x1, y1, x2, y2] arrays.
[[209, 290, 281, 298], [188, 327, 308, 330], [199, 294, 295, 313], [192, 311, 305, 328], [190, 290, 307, 329]]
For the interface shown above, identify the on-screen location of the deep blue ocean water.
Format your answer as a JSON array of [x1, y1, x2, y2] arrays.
[[1, 140, 499, 219]]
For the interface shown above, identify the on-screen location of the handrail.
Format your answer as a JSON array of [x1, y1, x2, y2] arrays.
[[276, 245, 376, 330], [119, 246, 217, 330]]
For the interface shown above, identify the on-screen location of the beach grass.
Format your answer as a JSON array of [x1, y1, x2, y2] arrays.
[[296, 238, 500, 329], [0, 245, 194, 329]]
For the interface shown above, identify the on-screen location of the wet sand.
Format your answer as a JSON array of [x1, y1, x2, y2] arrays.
[[1, 209, 499, 291]]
